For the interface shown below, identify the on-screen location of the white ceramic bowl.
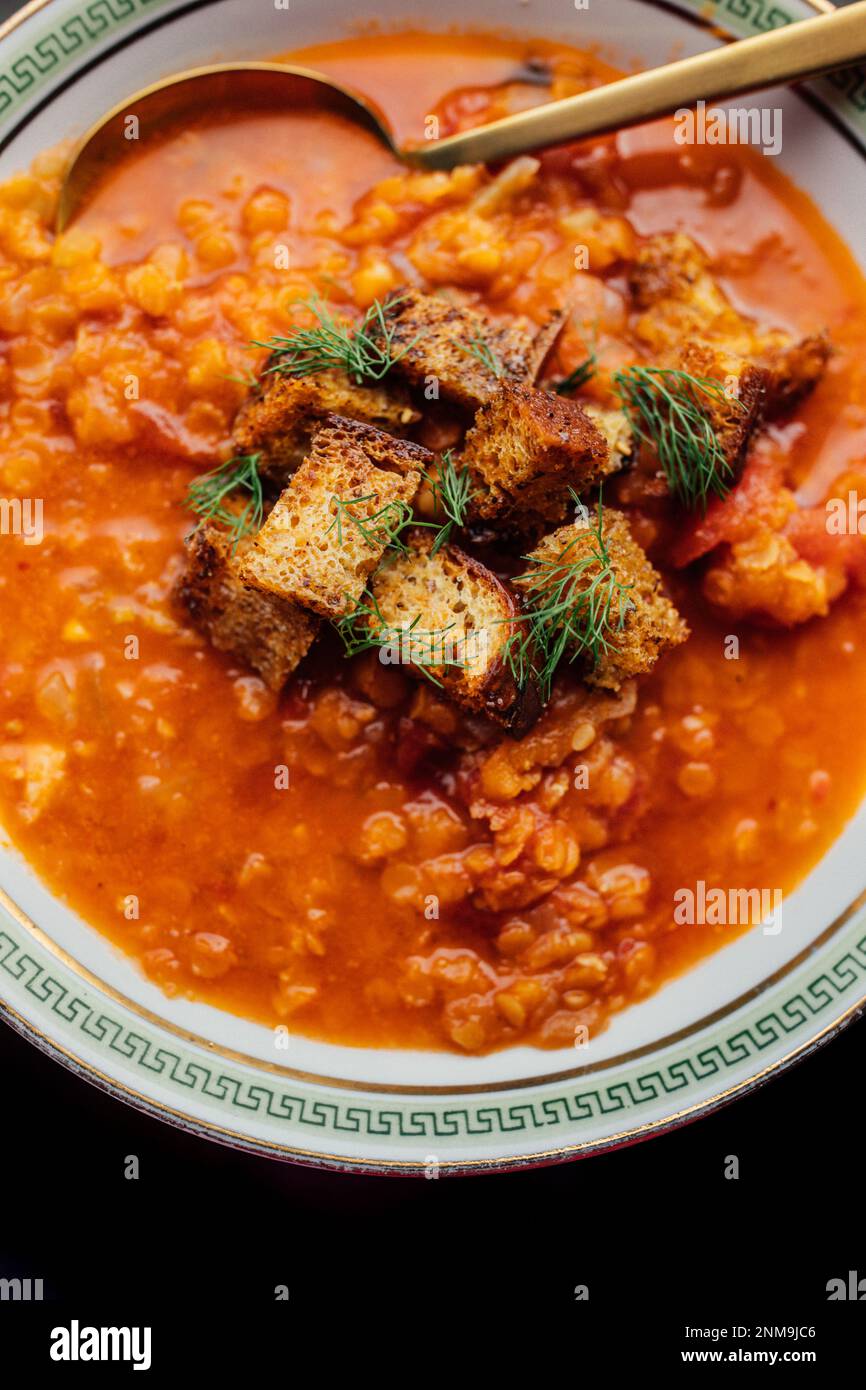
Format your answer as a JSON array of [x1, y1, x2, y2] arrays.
[[1, 0, 864, 1172]]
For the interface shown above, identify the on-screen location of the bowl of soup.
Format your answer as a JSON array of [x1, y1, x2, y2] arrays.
[[0, 0, 864, 1172]]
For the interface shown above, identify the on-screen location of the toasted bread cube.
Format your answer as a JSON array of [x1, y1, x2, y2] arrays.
[[766, 331, 832, 416], [370, 287, 555, 410], [582, 404, 635, 473], [517, 509, 689, 690], [679, 342, 767, 472], [310, 416, 431, 477], [631, 232, 728, 322], [367, 530, 542, 735], [238, 417, 427, 619], [461, 382, 611, 531], [176, 521, 319, 690], [631, 232, 829, 421], [233, 366, 420, 484]]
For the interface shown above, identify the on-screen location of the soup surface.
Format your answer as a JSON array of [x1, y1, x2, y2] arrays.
[[2, 33, 866, 1052]]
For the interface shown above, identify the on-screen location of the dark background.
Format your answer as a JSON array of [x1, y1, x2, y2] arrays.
[[0, 0, 863, 1365], [2, 1012, 864, 1360]]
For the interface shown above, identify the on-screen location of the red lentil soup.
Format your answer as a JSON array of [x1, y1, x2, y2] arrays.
[[2, 32, 866, 1053]]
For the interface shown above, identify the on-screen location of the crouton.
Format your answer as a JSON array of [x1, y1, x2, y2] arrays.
[[370, 287, 557, 411], [461, 382, 611, 532], [631, 231, 726, 321], [365, 529, 542, 735], [582, 404, 635, 473], [516, 509, 689, 690], [631, 232, 830, 420], [679, 342, 768, 473], [238, 417, 427, 619], [233, 366, 420, 484], [766, 332, 832, 416], [176, 520, 319, 690]]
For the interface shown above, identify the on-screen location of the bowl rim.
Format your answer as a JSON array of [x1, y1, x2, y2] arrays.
[[0, 0, 840, 45]]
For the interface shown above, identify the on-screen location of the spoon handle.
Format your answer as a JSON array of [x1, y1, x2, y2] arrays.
[[413, 2, 866, 169]]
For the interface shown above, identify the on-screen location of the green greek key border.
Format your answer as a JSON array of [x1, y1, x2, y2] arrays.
[[2, 914, 865, 1151], [0, 0, 175, 121]]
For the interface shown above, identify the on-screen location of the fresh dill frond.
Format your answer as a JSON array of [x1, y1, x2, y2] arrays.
[[325, 494, 414, 553], [185, 453, 264, 551], [254, 294, 416, 385], [333, 594, 465, 687], [504, 494, 633, 700], [332, 592, 390, 659], [457, 332, 503, 378], [554, 351, 597, 395], [220, 370, 259, 389], [612, 365, 743, 511], [420, 449, 476, 553]]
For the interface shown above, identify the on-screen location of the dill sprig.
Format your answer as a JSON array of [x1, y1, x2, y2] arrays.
[[325, 494, 414, 553], [254, 294, 416, 385], [612, 366, 743, 511], [457, 332, 503, 378], [420, 450, 476, 554], [554, 350, 597, 395], [333, 593, 466, 687], [185, 453, 264, 551], [220, 369, 259, 389], [504, 493, 633, 700]]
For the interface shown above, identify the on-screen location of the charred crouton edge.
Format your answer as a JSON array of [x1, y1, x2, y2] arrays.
[[517, 509, 689, 691], [238, 416, 429, 619], [524, 301, 575, 383], [462, 382, 612, 531], [630, 232, 830, 431], [233, 366, 420, 485], [176, 520, 320, 691], [367, 529, 542, 736], [369, 287, 569, 411]]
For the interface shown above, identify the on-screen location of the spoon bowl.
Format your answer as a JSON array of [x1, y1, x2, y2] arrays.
[[56, 62, 411, 232], [56, 2, 866, 231]]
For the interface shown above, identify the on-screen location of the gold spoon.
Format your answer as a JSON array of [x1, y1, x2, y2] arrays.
[[57, 2, 866, 231]]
